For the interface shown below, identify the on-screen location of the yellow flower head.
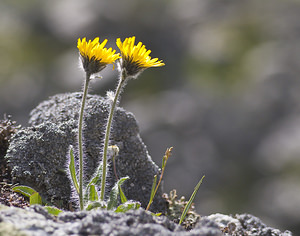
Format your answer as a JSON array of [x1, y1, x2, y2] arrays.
[[77, 37, 120, 75], [116, 36, 165, 78]]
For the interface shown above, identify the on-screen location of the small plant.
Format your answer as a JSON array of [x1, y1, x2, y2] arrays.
[[12, 36, 205, 225], [163, 179, 204, 231], [12, 185, 62, 216], [146, 147, 172, 211], [68, 36, 165, 212], [179, 176, 205, 225], [74, 37, 120, 210], [99, 36, 165, 203]]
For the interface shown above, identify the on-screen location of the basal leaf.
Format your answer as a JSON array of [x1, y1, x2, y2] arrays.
[[87, 162, 103, 188], [151, 212, 162, 217], [12, 185, 38, 198], [107, 176, 129, 210], [115, 200, 141, 213], [85, 201, 106, 211], [69, 147, 79, 194], [30, 192, 42, 205], [44, 206, 63, 216], [88, 184, 99, 202], [118, 185, 127, 204]]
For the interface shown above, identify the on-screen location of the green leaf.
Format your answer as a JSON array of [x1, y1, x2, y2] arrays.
[[107, 176, 129, 210], [151, 212, 162, 217], [87, 162, 103, 187], [148, 175, 157, 206], [30, 192, 42, 205], [84, 163, 103, 202], [118, 185, 127, 204], [69, 147, 79, 194], [179, 175, 205, 225], [85, 201, 106, 211], [88, 184, 99, 202], [115, 200, 141, 213], [44, 206, 63, 216], [12, 185, 38, 198]]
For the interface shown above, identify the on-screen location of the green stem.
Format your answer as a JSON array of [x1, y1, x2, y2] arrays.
[[100, 71, 126, 201], [78, 73, 90, 210]]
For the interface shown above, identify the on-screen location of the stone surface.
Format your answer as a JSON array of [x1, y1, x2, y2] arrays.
[[205, 213, 293, 236], [5, 92, 166, 212], [0, 205, 184, 236], [0, 204, 292, 236]]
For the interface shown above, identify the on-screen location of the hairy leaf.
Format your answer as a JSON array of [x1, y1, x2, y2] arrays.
[[115, 200, 141, 213], [88, 184, 99, 202], [69, 147, 79, 194], [85, 201, 106, 211], [107, 176, 129, 210]]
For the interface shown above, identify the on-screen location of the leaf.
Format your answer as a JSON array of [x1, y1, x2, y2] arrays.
[[84, 163, 103, 202], [115, 200, 141, 213], [44, 206, 63, 216], [88, 184, 99, 202], [118, 185, 127, 204], [30, 192, 42, 205], [107, 176, 129, 210], [151, 212, 162, 217], [179, 175, 205, 225], [88, 162, 103, 187], [146, 175, 157, 210], [69, 147, 79, 194], [12, 185, 38, 198], [149, 175, 157, 203], [85, 201, 106, 211], [146, 147, 173, 211]]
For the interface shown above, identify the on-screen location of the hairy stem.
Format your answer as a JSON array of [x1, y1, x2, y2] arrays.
[[78, 73, 90, 210], [100, 71, 126, 201]]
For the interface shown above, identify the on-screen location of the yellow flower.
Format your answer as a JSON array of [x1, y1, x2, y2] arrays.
[[116, 36, 165, 78], [77, 37, 120, 75]]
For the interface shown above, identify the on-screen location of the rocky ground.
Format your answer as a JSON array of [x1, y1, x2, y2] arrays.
[[0, 116, 29, 209], [0, 203, 293, 236]]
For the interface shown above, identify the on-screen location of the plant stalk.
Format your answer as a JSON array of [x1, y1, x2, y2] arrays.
[[146, 147, 172, 211], [78, 73, 90, 210], [100, 71, 126, 201]]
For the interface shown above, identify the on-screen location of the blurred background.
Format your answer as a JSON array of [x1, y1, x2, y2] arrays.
[[1, 0, 300, 233]]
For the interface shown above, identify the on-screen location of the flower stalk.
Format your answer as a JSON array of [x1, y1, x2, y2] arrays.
[[100, 36, 164, 201], [100, 69, 127, 201], [73, 37, 120, 209], [77, 73, 90, 210]]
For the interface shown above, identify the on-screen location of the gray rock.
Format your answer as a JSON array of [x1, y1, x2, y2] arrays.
[[5, 92, 166, 212], [0, 204, 185, 236], [0, 204, 292, 236], [203, 213, 293, 236], [235, 213, 293, 236], [190, 217, 223, 236], [5, 121, 76, 209]]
